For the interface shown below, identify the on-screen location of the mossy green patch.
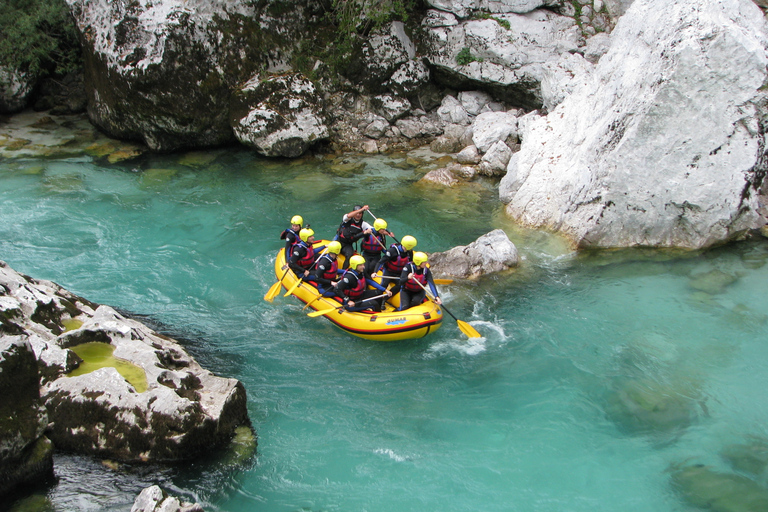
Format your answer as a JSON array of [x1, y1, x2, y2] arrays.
[[140, 168, 178, 188], [68, 342, 148, 393], [62, 318, 83, 332]]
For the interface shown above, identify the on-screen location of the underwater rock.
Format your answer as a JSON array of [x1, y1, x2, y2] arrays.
[[0, 260, 251, 463], [428, 229, 519, 278], [689, 269, 738, 295], [670, 464, 768, 512], [605, 378, 700, 435], [721, 437, 768, 478]]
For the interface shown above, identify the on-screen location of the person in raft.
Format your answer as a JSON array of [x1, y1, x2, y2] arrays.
[[280, 214, 303, 270], [335, 255, 392, 312], [398, 251, 442, 310], [311, 240, 343, 295], [361, 217, 394, 280], [288, 228, 324, 278], [337, 204, 373, 269], [373, 235, 417, 295]]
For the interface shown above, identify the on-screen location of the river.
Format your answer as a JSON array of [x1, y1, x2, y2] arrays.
[[2, 114, 768, 512]]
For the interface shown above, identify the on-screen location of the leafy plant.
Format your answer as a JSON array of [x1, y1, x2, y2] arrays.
[[477, 12, 511, 30], [0, 0, 81, 77], [456, 47, 481, 66]]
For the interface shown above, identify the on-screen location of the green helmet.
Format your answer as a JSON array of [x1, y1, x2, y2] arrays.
[[349, 255, 365, 269], [373, 218, 388, 231], [291, 215, 303, 226], [327, 241, 342, 254], [413, 251, 428, 266], [401, 235, 417, 250], [299, 228, 314, 242]]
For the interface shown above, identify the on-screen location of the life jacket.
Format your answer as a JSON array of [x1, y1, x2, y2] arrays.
[[361, 232, 385, 254], [383, 244, 409, 273], [293, 241, 315, 269], [403, 263, 428, 292], [338, 217, 363, 242], [343, 269, 367, 299], [280, 227, 299, 244], [317, 254, 338, 281]]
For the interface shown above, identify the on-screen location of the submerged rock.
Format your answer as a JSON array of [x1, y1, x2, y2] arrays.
[[670, 464, 768, 512], [721, 437, 768, 478], [688, 269, 738, 295], [131, 485, 203, 512], [0, 260, 251, 463], [428, 229, 519, 278], [605, 378, 700, 435]]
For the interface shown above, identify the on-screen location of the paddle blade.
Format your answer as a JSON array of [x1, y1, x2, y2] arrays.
[[456, 319, 481, 338], [283, 278, 303, 297], [307, 307, 341, 318], [264, 281, 282, 302], [433, 278, 453, 285]]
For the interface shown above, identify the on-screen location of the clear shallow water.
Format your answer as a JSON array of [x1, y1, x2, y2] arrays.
[[2, 146, 768, 512]]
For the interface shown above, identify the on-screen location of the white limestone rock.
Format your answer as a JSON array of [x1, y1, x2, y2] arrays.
[[479, 140, 513, 176], [540, 52, 594, 111], [501, 0, 768, 249], [131, 485, 203, 512], [457, 145, 482, 164], [428, 229, 519, 279], [425, 0, 564, 18], [372, 94, 412, 122], [472, 111, 518, 152], [232, 73, 329, 158], [0, 67, 35, 114], [386, 59, 431, 96], [437, 95, 471, 125]]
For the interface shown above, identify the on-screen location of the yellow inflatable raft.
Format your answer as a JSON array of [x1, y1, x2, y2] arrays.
[[274, 242, 443, 341]]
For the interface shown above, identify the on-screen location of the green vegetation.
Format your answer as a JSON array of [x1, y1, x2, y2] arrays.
[[476, 12, 511, 30], [68, 342, 148, 393], [456, 47, 482, 66], [0, 0, 81, 77]]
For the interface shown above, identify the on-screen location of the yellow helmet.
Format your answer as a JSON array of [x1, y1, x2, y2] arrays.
[[349, 255, 365, 269], [401, 235, 417, 250], [413, 251, 428, 266], [291, 215, 303, 226], [299, 228, 314, 242], [327, 241, 342, 254], [374, 218, 388, 231]]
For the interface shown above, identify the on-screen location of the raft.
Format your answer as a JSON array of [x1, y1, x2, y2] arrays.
[[274, 241, 443, 341]]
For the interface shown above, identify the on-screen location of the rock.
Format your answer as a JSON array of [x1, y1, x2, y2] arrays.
[[232, 73, 329, 158], [0, 260, 251, 463], [362, 139, 379, 153], [670, 464, 768, 512], [583, 32, 613, 64], [346, 21, 416, 92], [605, 378, 699, 435], [0, 67, 35, 114], [423, 12, 581, 109], [458, 90, 494, 115], [372, 94, 412, 122], [540, 52, 594, 111], [67, 0, 311, 151], [386, 59, 431, 96], [688, 269, 738, 295], [362, 115, 390, 139], [425, 0, 563, 18], [420, 168, 460, 186], [721, 438, 768, 477], [502, 0, 768, 249], [428, 229, 519, 278], [0, 337, 54, 498], [471, 111, 517, 152], [457, 144, 481, 164], [32, 72, 88, 115], [131, 485, 204, 512], [436, 94, 471, 125], [431, 134, 463, 153], [479, 140, 513, 176], [395, 118, 425, 139]]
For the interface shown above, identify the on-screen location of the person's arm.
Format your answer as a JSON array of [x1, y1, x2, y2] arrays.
[[425, 268, 442, 304], [344, 205, 368, 218], [374, 249, 392, 274], [288, 247, 309, 276], [312, 259, 334, 287]]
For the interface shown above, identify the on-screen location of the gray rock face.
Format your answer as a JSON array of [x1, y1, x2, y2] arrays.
[[423, 10, 581, 109], [0, 336, 54, 498], [428, 229, 519, 278], [501, 0, 768, 249], [131, 485, 203, 512], [426, 0, 564, 18], [65, 0, 311, 151], [346, 21, 416, 92], [232, 73, 329, 158], [0, 67, 35, 114], [0, 260, 250, 463]]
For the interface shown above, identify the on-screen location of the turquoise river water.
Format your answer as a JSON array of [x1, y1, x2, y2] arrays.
[[2, 143, 768, 512]]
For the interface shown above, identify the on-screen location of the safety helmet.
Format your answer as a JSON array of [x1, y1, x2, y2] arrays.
[[291, 215, 303, 226], [299, 228, 314, 242], [401, 235, 417, 250], [349, 255, 365, 269], [373, 218, 388, 231], [413, 251, 428, 266], [327, 241, 342, 254]]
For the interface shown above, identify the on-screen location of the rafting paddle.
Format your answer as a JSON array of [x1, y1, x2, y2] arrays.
[[410, 276, 481, 338], [366, 210, 400, 244], [264, 265, 290, 302], [284, 247, 328, 297], [307, 293, 389, 317], [377, 275, 453, 285]]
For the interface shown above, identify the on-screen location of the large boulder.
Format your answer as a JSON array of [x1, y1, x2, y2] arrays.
[[345, 21, 417, 92], [0, 67, 36, 114], [422, 10, 581, 109], [131, 485, 203, 512], [0, 337, 54, 498], [501, 0, 768, 249], [0, 260, 251, 463], [65, 0, 312, 151], [425, 0, 565, 18], [428, 229, 519, 278], [231, 73, 329, 158]]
